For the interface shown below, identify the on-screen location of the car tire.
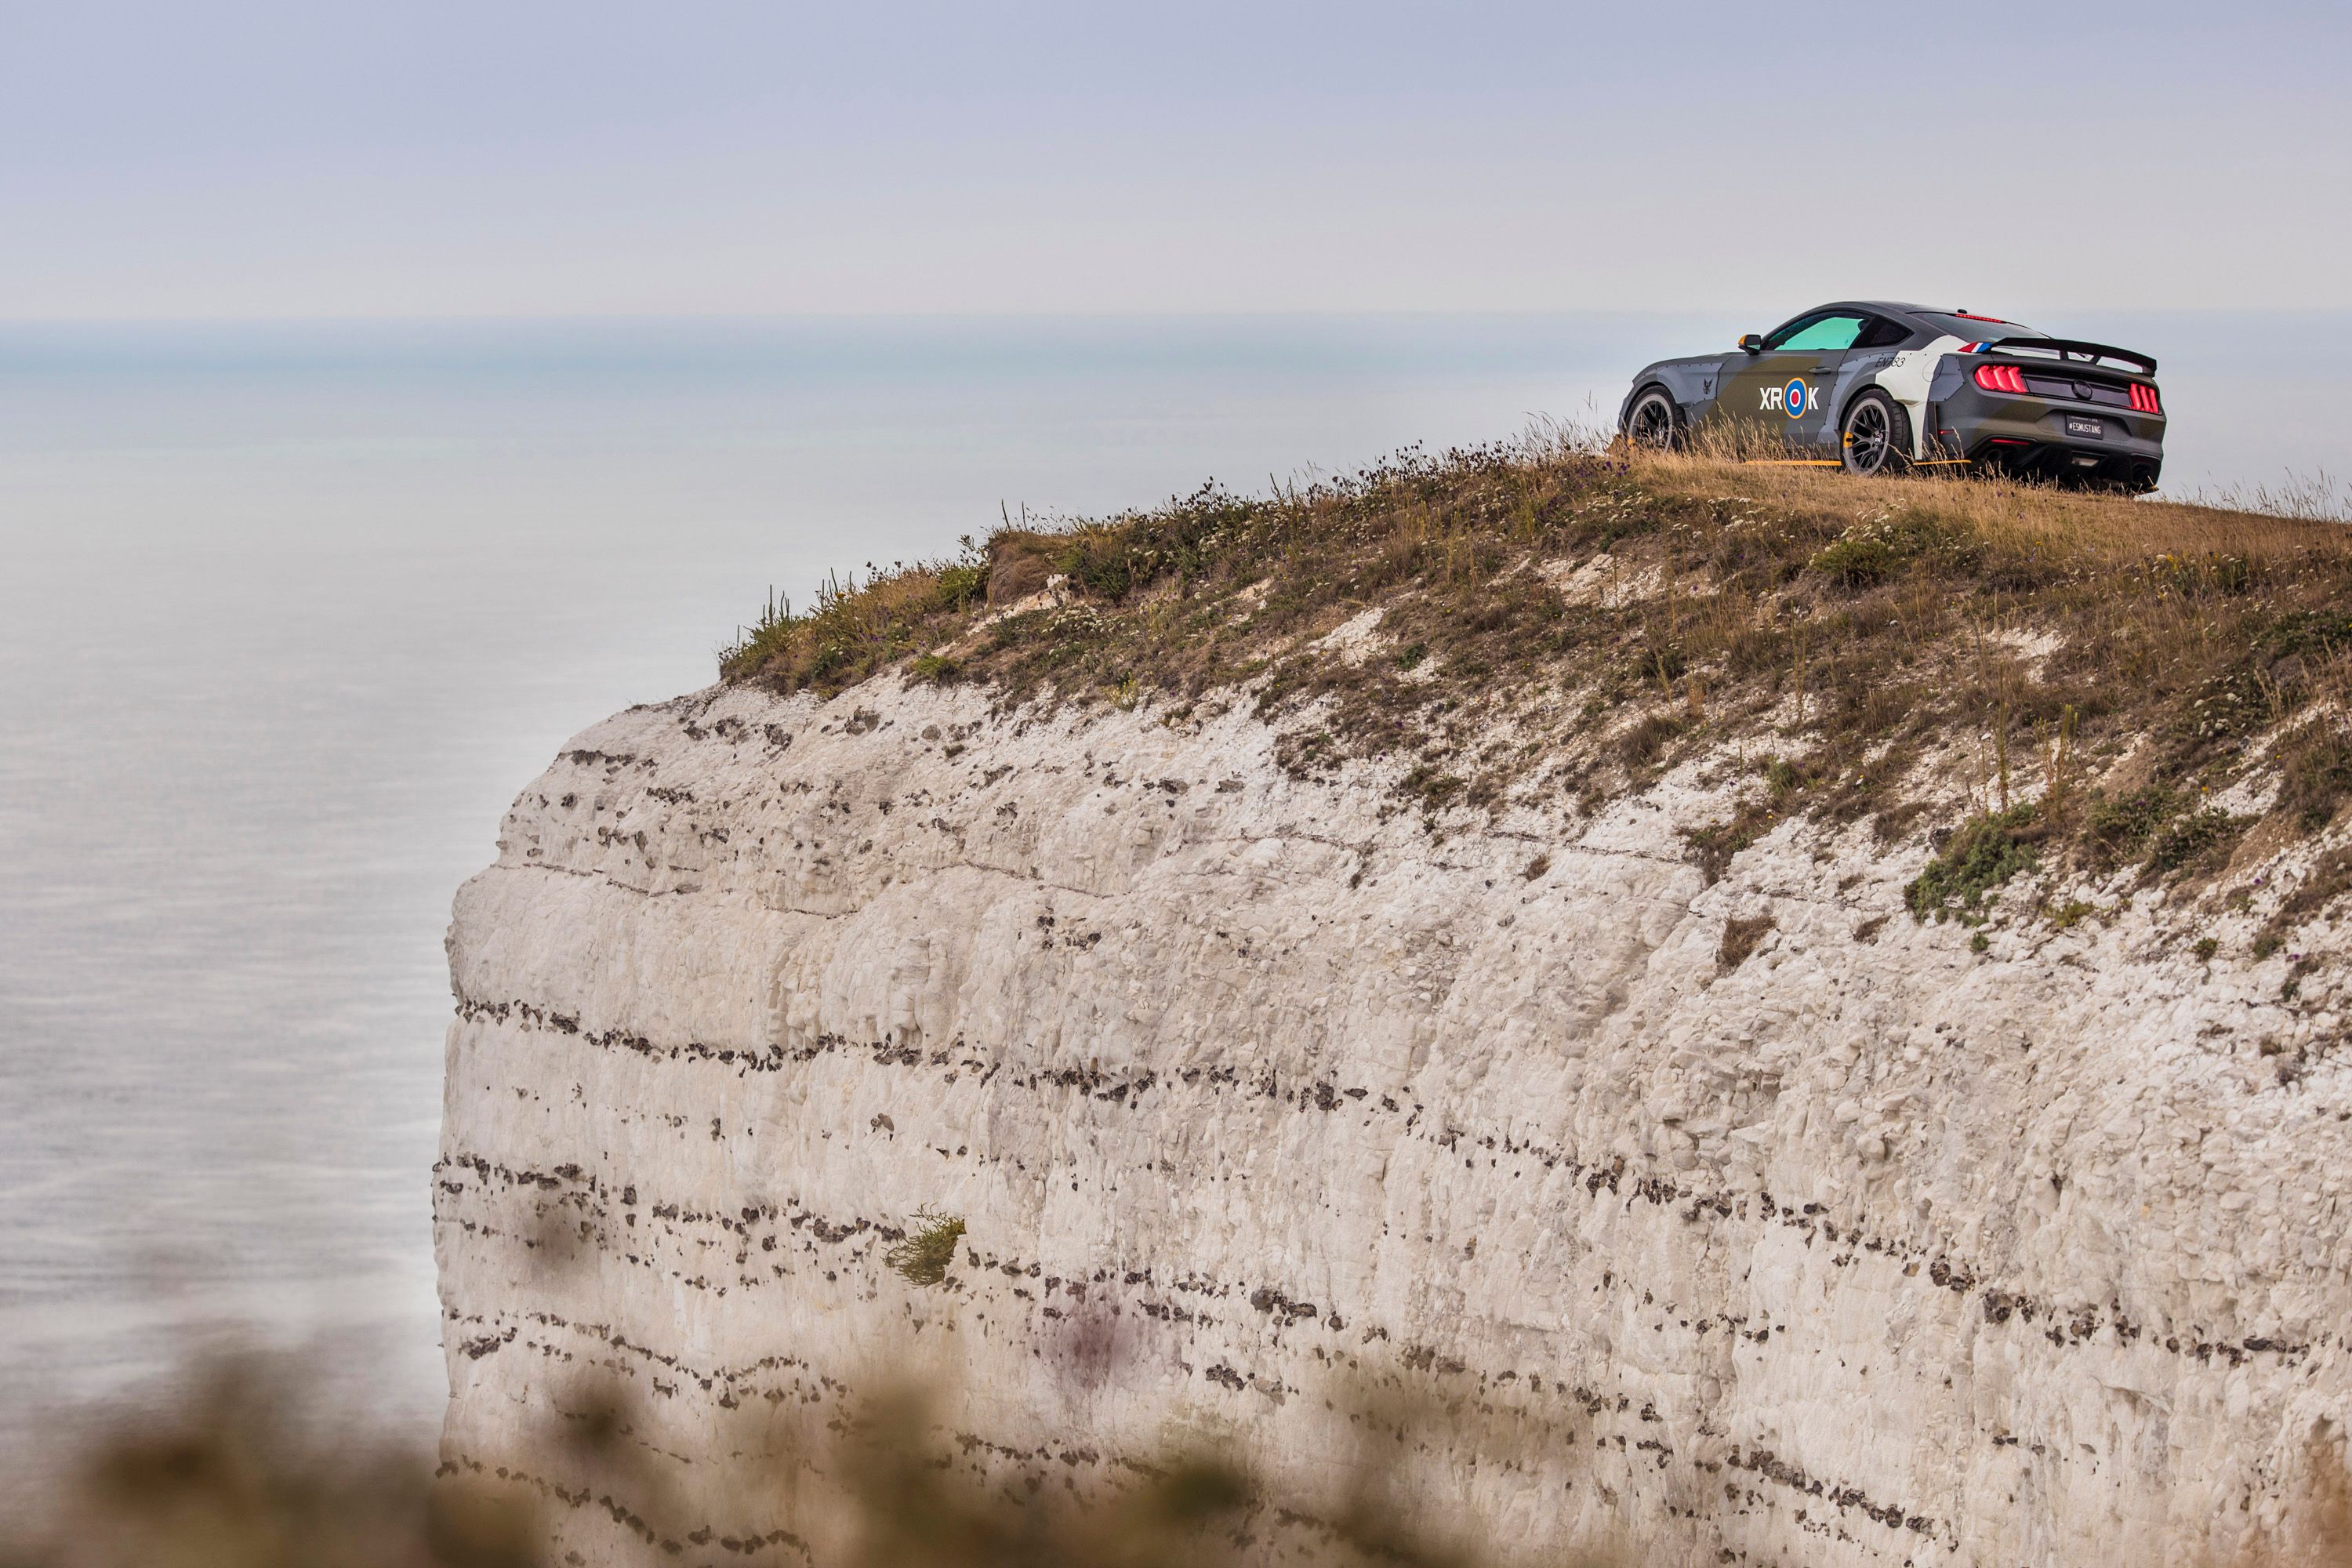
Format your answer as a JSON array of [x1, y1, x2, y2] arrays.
[[1840, 390, 1911, 477], [1624, 387, 1683, 451]]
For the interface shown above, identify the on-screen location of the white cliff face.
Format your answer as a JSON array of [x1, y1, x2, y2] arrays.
[[437, 677, 2352, 1568]]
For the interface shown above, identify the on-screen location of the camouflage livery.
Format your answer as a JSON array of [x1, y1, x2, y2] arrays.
[[1619, 300, 2166, 491]]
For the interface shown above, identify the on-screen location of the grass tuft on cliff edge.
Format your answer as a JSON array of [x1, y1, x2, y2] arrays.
[[722, 431, 2352, 889]]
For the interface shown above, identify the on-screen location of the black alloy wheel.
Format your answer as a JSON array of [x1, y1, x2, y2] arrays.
[[1625, 387, 1682, 450], [1839, 390, 1911, 477]]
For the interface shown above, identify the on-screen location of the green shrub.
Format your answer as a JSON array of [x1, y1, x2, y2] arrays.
[[1906, 804, 2041, 924], [2259, 608, 2352, 663], [2085, 786, 2180, 862], [884, 1209, 965, 1287], [931, 562, 987, 612], [2147, 808, 2242, 875], [1399, 765, 1465, 810], [2277, 721, 2352, 833], [1808, 514, 1973, 588], [1059, 524, 1137, 601], [1809, 533, 1897, 588], [2045, 898, 2094, 930], [908, 653, 960, 684], [2150, 551, 2255, 599]]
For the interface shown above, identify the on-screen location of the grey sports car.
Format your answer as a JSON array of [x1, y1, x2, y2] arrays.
[[1618, 301, 2165, 491]]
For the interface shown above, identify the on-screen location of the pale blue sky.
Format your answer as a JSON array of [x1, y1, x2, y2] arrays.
[[3, 0, 2345, 318]]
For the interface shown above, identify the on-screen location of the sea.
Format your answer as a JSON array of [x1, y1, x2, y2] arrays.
[[2, 310, 2345, 1464]]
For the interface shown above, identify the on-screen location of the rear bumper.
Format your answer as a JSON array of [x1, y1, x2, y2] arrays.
[[1934, 384, 2165, 491], [1967, 435, 2164, 492]]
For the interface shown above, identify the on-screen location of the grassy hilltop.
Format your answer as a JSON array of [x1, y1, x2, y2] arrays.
[[724, 438, 2352, 939]]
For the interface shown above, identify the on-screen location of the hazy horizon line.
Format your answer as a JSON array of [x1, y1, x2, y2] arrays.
[[5, 304, 2347, 331]]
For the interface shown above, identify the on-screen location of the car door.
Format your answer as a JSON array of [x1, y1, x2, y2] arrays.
[[1827, 314, 1919, 448], [1718, 311, 1869, 452]]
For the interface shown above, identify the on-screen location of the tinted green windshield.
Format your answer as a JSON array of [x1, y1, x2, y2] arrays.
[[1767, 314, 1867, 351]]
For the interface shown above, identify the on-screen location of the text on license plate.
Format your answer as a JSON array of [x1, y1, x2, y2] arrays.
[[2066, 416, 2105, 439]]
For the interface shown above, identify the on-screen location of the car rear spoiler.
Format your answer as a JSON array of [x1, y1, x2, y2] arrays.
[[1969, 336, 2157, 377]]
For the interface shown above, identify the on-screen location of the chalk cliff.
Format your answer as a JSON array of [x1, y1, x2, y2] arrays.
[[437, 456, 2352, 1566], [437, 446, 2352, 1561]]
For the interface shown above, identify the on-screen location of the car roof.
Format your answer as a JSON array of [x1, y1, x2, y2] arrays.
[[1797, 300, 2028, 330]]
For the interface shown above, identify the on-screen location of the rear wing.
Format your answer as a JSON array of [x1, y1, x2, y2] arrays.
[[1963, 336, 2158, 377]]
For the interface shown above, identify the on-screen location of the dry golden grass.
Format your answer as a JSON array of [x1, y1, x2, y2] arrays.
[[720, 435, 2350, 902], [1639, 445, 2350, 566]]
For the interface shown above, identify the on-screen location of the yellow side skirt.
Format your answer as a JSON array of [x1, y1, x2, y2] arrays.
[[1740, 458, 1975, 468]]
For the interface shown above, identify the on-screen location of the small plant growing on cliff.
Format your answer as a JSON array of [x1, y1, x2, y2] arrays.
[[2085, 785, 2181, 864], [1718, 912, 1777, 972], [1905, 804, 2042, 924], [884, 1208, 966, 1287], [1806, 512, 1972, 588], [2277, 718, 2352, 832], [2147, 808, 2244, 876], [2043, 898, 2094, 931]]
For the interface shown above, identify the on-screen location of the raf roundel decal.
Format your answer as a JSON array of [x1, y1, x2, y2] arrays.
[[1783, 379, 1809, 419]]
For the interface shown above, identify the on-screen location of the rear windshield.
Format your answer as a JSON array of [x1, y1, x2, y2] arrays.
[[1912, 311, 2045, 343]]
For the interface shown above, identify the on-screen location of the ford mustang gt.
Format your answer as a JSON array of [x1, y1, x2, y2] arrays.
[[1618, 301, 2165, 491]]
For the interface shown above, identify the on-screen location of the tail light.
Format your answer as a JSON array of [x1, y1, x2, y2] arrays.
[[1974, 363, 2029, 394], [2129, 383, 2163, 414]]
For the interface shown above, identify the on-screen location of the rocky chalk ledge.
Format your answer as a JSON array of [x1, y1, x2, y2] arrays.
[[437, 659, 2352, 1567]]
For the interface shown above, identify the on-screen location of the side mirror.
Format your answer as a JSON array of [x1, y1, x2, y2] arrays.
[[1739, 334, 1766, 356]]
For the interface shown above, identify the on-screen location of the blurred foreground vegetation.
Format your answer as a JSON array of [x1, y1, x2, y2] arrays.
[[15, 1356, 2352, 1567], [0, 1359, 1535, 1568]]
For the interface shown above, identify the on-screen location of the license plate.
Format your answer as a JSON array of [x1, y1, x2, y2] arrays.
[[2066, 416, 2105, 439]]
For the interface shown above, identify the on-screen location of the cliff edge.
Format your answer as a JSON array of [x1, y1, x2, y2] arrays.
[[437, 445, 2352, 1566]]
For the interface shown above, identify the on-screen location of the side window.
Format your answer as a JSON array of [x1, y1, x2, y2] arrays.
[[1760, 314, 1825, 350], [1854, 316, 1910, 350], [1768, 314, 1868, 352]]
